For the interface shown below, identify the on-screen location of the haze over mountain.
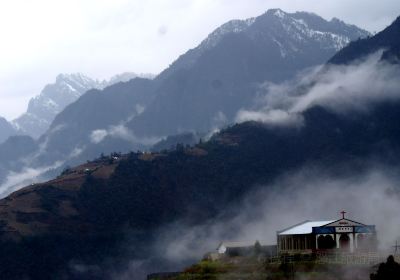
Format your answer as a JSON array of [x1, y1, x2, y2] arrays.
[[0, 117, 17, 144], [128, 9, 369, 137], [11, 73, 101, 139], [2, 84, 400, 278], [5, 9, 368, 182], [9, 72, 153, 139], [0, 8, 399, 280]]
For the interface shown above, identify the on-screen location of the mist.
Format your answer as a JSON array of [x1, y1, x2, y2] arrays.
[[104, 51, 400, 279], [0, 161, 63, 197], [107, 163, 400, 279], [90, 124, 161, 146], [236, 51, 400, 125]]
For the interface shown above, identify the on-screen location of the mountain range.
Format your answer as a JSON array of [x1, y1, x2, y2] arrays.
[[0, 10, 399, 280], [12, 73, 102, 139], [0, 72, 154, 142], [0, 9, 369, 191]]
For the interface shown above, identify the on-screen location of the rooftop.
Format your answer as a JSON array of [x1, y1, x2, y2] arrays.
[[278, 220, 335, 235]]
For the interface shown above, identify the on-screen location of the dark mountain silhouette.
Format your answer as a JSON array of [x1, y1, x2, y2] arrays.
[[329, 16, 400, 64], [151, 132, 202, 152], [2, 98, 400, 278]]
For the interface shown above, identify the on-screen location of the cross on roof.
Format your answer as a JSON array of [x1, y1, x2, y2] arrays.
[[340, 210, 347, 219]]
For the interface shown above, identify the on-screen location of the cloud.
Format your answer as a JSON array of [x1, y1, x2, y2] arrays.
[[106, 163, 400, 279], [90, 129, 108, 144], [236, 109, 304, 127], [153, 164, 400, 266], [90, 124, 161, 146], [236, 51, 400, 125], [0, 161, 64, 198], [290, 52, 400, 113], [69, 147, 84, 158]]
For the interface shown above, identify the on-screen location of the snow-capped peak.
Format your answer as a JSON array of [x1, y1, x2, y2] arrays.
[[199, 17, 255, 50], [196, 9, 369, 56], [13, 71, 155, 139], [272, 8, 286, 19], [172, 8, 370, 73]]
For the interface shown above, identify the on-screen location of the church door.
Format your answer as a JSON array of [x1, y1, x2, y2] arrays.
[[325, 235, 336, 249], [317, 235, 326, 249], [339, 234, 350, 251]]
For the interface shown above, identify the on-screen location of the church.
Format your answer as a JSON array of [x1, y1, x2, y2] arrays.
[[277, 212, 377, 254]]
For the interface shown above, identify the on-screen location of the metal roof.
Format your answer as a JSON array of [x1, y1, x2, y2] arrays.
[[278, 220, 335, 235]]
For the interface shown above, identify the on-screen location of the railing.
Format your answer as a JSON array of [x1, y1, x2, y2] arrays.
[[315, 251, 385, 265], [267, 252, 400, 265]]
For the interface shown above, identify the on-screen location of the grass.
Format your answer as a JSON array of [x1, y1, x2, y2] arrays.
[[164, 257, 372, 280]]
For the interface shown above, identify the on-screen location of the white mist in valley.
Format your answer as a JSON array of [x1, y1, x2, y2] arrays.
[[154, 164, 400, 262], [110, 51, 400, 279], [109, 164, 400, 279]]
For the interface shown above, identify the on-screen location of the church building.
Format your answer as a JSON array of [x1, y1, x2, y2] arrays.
[[277, 212, 377, 254]]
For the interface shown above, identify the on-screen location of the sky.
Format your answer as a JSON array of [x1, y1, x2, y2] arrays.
[[0, 0, 399, 120]]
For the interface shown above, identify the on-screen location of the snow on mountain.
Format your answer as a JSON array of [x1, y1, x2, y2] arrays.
[[257, 9, 370, 53], [186, 8, 370, 65], [200, 18, 256, 50], [12, 72, 154, 139], [13, 73, 101, 139]]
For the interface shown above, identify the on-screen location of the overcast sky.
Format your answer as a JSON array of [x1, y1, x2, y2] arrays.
[[0, 0, 399, 120]]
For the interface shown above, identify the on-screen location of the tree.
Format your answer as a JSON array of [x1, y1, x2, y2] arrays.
[[254, 240, 262, 256], [370, 255, 400, 280]]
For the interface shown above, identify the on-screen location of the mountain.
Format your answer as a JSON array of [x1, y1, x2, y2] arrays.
[[23, 9, 368, 174], [12, 72, 153, 139], [0, 135, 39, 196], [2, 98, 400, 278], [0, 11, 399, 280], [107, 72, 155, 84], [0, 117, 17, 144], [0, 73, 154, 188], [13, 73, 101, 139], [151, 132, 202, 152], [128, 9, 369, 137], [159, 9, 368, 83], [329, 16, 400, 64], [35, 77, 157, 166]]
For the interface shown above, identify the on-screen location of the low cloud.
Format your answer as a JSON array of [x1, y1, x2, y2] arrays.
[[107, 164, 400, 279], [90, 124, 161, 146], [236, 109, 304, 127], [203, 111, 230, 141], [90, 129, 109, 144], [154, 165, 400, 264], [69, 147, 84, 158], [0, 161, 64, 198], [236, 51, 400, 125]]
